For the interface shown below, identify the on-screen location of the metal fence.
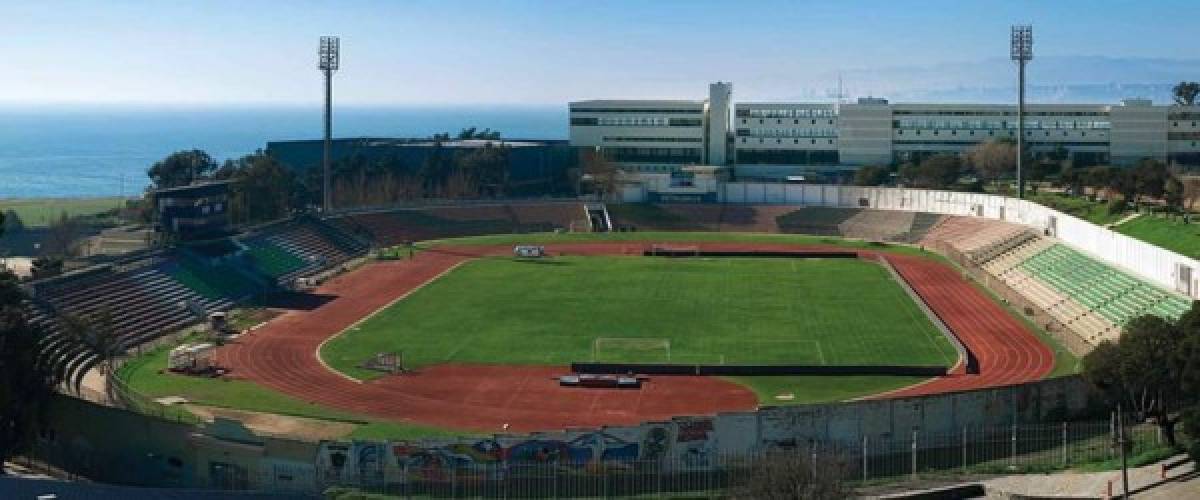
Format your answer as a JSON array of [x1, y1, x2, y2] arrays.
[[319, 420, 1167, 498]]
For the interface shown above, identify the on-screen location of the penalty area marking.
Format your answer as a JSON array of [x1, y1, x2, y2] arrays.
[[314, 259, 470, 384], [734, 339, 825, 365]]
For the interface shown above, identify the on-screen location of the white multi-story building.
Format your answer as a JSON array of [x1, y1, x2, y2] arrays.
[[569, 82, 1200, 185]]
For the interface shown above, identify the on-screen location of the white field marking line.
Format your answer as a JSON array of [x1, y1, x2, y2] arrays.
[[739, 339, 824, 365], [314, 259, 470, 384]]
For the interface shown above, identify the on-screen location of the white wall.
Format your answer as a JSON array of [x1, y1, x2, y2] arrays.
[[713, 183, 1198, 299]]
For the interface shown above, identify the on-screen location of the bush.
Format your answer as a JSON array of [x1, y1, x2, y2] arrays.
[[728, 450, 850, 500]]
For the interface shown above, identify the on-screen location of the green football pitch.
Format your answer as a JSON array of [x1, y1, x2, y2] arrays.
[[321, 256, 959, 385]]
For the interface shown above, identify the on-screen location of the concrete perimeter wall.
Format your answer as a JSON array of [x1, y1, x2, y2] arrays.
[[38, 376, 1094, 493], [715, 183, 1198, 299]]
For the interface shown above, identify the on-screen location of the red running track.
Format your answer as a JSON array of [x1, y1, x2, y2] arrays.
[[214, 242, 1053, 433]]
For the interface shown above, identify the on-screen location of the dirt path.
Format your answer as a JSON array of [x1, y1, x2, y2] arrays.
[[215, 242, 1053, 433]]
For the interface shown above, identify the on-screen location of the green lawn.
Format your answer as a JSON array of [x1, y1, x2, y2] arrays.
[[321, 255, 959, 402], [1115, 215, 1200, 259], [421, 230, 930, 256], [0, 196, 131, 226], [116, 339, 470, 440], [1027, 193, 1126, 225]]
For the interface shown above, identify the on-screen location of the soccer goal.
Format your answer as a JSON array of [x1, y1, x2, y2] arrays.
[[591, 337, 672, 363], [360, 351, 404, 374]]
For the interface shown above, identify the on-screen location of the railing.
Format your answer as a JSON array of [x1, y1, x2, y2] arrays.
[[321, 420, 1170, 498]]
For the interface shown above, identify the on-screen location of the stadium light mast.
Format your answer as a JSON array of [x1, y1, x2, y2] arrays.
[[319, 36, 340, 213], [1011, 25, 1033, 199]]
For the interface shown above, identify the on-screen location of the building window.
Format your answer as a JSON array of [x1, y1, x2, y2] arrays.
[[811, 119, 816, 125]]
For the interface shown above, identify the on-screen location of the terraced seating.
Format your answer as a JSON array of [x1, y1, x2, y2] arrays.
[[893, 213, 946, 243], [983, 237, 1054, 279], [775, 207, 863, 236], [718, 205, 797, 233], [838, 210, 916, 241], [29, 257, 234, 390], [336, 205, 553, 246], [509, 203, 586, 232], [238, 217, 369, 286], [1019, 243, 1192, 334], [166, 258, 258, 301]]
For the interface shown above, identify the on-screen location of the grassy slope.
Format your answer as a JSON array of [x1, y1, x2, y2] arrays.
[[321, 255, 958, 403], [0, 196, 130, 226], [1028, 193, 1125, 226], [1116, 215, 1200, 259], [116, 341, 470, 440]]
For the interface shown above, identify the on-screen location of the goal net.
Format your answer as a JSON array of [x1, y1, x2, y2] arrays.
[[360, 351, 404, 374], [591, 337, 672, 363]]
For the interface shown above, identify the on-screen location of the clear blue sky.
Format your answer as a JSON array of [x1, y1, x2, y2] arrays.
[[5, 0, 1196, 106]]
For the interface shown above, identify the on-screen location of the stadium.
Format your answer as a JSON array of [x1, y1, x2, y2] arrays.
[[16, 181, 1197, 495]]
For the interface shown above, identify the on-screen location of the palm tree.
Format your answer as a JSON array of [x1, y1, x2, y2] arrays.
[[60, 308, 123, 400]]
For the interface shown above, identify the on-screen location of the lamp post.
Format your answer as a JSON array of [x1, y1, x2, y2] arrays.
[[318, 36, 340, 213], [1011, 25, 1033, 199]]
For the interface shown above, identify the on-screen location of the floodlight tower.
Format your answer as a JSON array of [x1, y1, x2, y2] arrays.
[[318, 36, 340, 213], [1011, 25, 1032, 199]]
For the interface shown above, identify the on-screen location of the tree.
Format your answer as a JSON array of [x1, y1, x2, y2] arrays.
[[225, 152, 294, 224], [579, 149, 619, 199], [728, 450, 850, 499], [1165, 176, 1186, 216], [456, 127, 501, 140], [968, 138, 1016, 188], [1082, 306, 1200, 447], [0, 242, 61, 471], [1, 210, 23, 235], [1173, 81, 1200, 106], [42, 211, 82, 258], [29, 256, 63, 280], [1131, 159, 1170, 204], [59, 309, 122, 399], [853, 165, 890, 186], [147, 150, 218, 190], [902, 154, 961, 189]]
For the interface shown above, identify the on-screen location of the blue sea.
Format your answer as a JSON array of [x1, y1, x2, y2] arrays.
[[0, 106, 567, 198]]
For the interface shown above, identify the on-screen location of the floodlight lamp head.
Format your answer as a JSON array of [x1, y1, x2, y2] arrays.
[[319, 36, 340, 71], [1010, 25, 1033, 61]]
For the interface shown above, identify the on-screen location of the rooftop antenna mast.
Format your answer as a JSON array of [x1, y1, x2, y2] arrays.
[[318, 36, 340, 213], [1011, 25, 1032, 199]]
